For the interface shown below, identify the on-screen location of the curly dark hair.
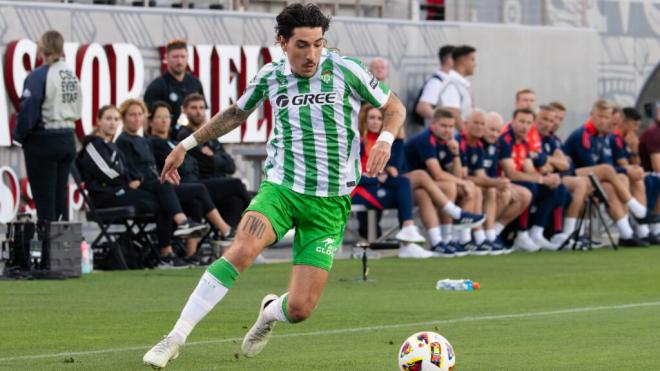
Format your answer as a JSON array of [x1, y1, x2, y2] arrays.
[[276, 3, 331, 41]]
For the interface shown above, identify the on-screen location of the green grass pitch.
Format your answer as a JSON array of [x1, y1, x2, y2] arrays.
[[1, 247, 660, 370]]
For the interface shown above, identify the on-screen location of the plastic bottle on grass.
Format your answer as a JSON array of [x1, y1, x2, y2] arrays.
[[436, 279, 480, 291], [81, 239, 92, 274]]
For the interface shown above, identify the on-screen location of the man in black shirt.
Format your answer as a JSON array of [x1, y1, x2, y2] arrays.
[[177, 93, 236, 179], [144, 39, 205, 140]]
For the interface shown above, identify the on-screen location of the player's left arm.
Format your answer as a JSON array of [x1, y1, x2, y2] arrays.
[[366, 94, 406, 177]]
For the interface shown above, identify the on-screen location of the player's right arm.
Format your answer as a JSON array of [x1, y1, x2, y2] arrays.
[[161, 104, 254, 184], [161, 63, 274, 184]]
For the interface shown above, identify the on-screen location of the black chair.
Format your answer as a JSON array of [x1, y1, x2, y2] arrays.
[[70, 163, 161, 269]]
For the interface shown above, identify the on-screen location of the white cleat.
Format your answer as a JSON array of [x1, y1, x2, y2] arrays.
[[550, 233, 570, 246], [513, 233, 540, 252], [241, 294, 279, 358], [534, 235, 561, 251], [143, 335, 181, 369], [395, 225, 426, 243], [398, 243, 435, 259]]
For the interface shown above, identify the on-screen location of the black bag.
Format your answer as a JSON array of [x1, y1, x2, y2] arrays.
[[409, 73, 444, 126]]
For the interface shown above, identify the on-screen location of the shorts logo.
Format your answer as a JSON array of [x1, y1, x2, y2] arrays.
[[316, 237, 338, 256], [275, 93, 337, 108]]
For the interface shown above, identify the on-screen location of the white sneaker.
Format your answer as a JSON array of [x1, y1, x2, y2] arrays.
[[533, 235, 560, 251], [241, 294, 279, 358], [398, 243, 435, 259], [513, 233, 540, 252], [395, 225, 426, 243], [143, 335, 181, 369], [550, 233, 570, 246]]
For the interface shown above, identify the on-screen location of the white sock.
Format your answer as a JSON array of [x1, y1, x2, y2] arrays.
[[615, 217, 634, 239], [169, 272, 228, 343], [626, 198, 647, 218], [653, 223, 660, 236], [563, 218, 577, 235], [441, 224, 452, 242], [460, 229, 471, 244], [262, 293, 291, 324], [486, 229, 497, 242], [494, 222, 505, 235], [442, 202, 462, 219], [428, 227, 443, 246], [453, 228, 462, 243], [473, 229, 486, 245], [636, 224, 650, 239], [530, 226, 545, 241]]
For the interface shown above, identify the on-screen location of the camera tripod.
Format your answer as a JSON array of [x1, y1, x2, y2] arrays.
[[559, 174, 617, 251]]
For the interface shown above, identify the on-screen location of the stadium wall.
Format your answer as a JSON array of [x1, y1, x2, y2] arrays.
[[0, 1, 612, 222]]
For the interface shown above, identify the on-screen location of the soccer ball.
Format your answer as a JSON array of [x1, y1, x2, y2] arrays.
[[398, 331, 455, 371]]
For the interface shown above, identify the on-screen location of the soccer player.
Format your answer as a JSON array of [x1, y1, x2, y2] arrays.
[[564, 100, 660, 247], [143, 4, 407, 368], [502, 88, 541, 152], [483, 112, 533, 243], [461, 109, 529, 254], [611, 107, 660, 244], [534, 105, 591, 247], [404, 108, 484, 256], [498, 108, 567, 251]]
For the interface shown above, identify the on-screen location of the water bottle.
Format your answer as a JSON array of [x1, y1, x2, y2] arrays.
[[80, 239, 92, 274], [436, 279, 480, 291]]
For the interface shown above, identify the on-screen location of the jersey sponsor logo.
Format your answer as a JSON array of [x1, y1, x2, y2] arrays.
[[346, 180, 356, 187], [471, 154, 478, 165], [544, 142, 551, 153], [274, 92, 338, 108]]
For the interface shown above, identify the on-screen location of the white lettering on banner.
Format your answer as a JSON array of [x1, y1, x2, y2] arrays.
[[76, 43, 112, 139], [106, 43, 144, 105], [5, 39, 38, 109], [215, 45, 242, 143], [68, 183, 84, 221], [241, 45, 268, 143], [194, 45, 214, 118], [0, 55, 11, 147], [0, 166, 20, 223], [0, 40, 287, 147]]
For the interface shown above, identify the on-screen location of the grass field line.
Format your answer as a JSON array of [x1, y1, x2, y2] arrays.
[[2, 299, 659, 363]]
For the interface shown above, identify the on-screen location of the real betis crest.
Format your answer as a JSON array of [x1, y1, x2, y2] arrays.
[[320, 70, 333, 84]]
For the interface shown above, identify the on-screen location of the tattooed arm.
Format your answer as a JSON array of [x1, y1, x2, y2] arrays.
[[192, 104, 253, 145], [160, 104, 254, 184]]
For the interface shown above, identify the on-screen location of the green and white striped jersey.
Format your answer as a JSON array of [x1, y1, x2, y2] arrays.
[[236, 49, 391, 197]]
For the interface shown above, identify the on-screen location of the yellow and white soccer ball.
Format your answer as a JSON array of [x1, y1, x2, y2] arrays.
[[398, 331, 455, 371]]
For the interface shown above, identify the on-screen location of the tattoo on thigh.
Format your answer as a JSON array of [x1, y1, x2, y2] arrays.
[[243, 215, 266, 239]]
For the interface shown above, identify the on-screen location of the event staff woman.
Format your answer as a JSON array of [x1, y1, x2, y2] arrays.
[[13, 30, 81, 221]]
